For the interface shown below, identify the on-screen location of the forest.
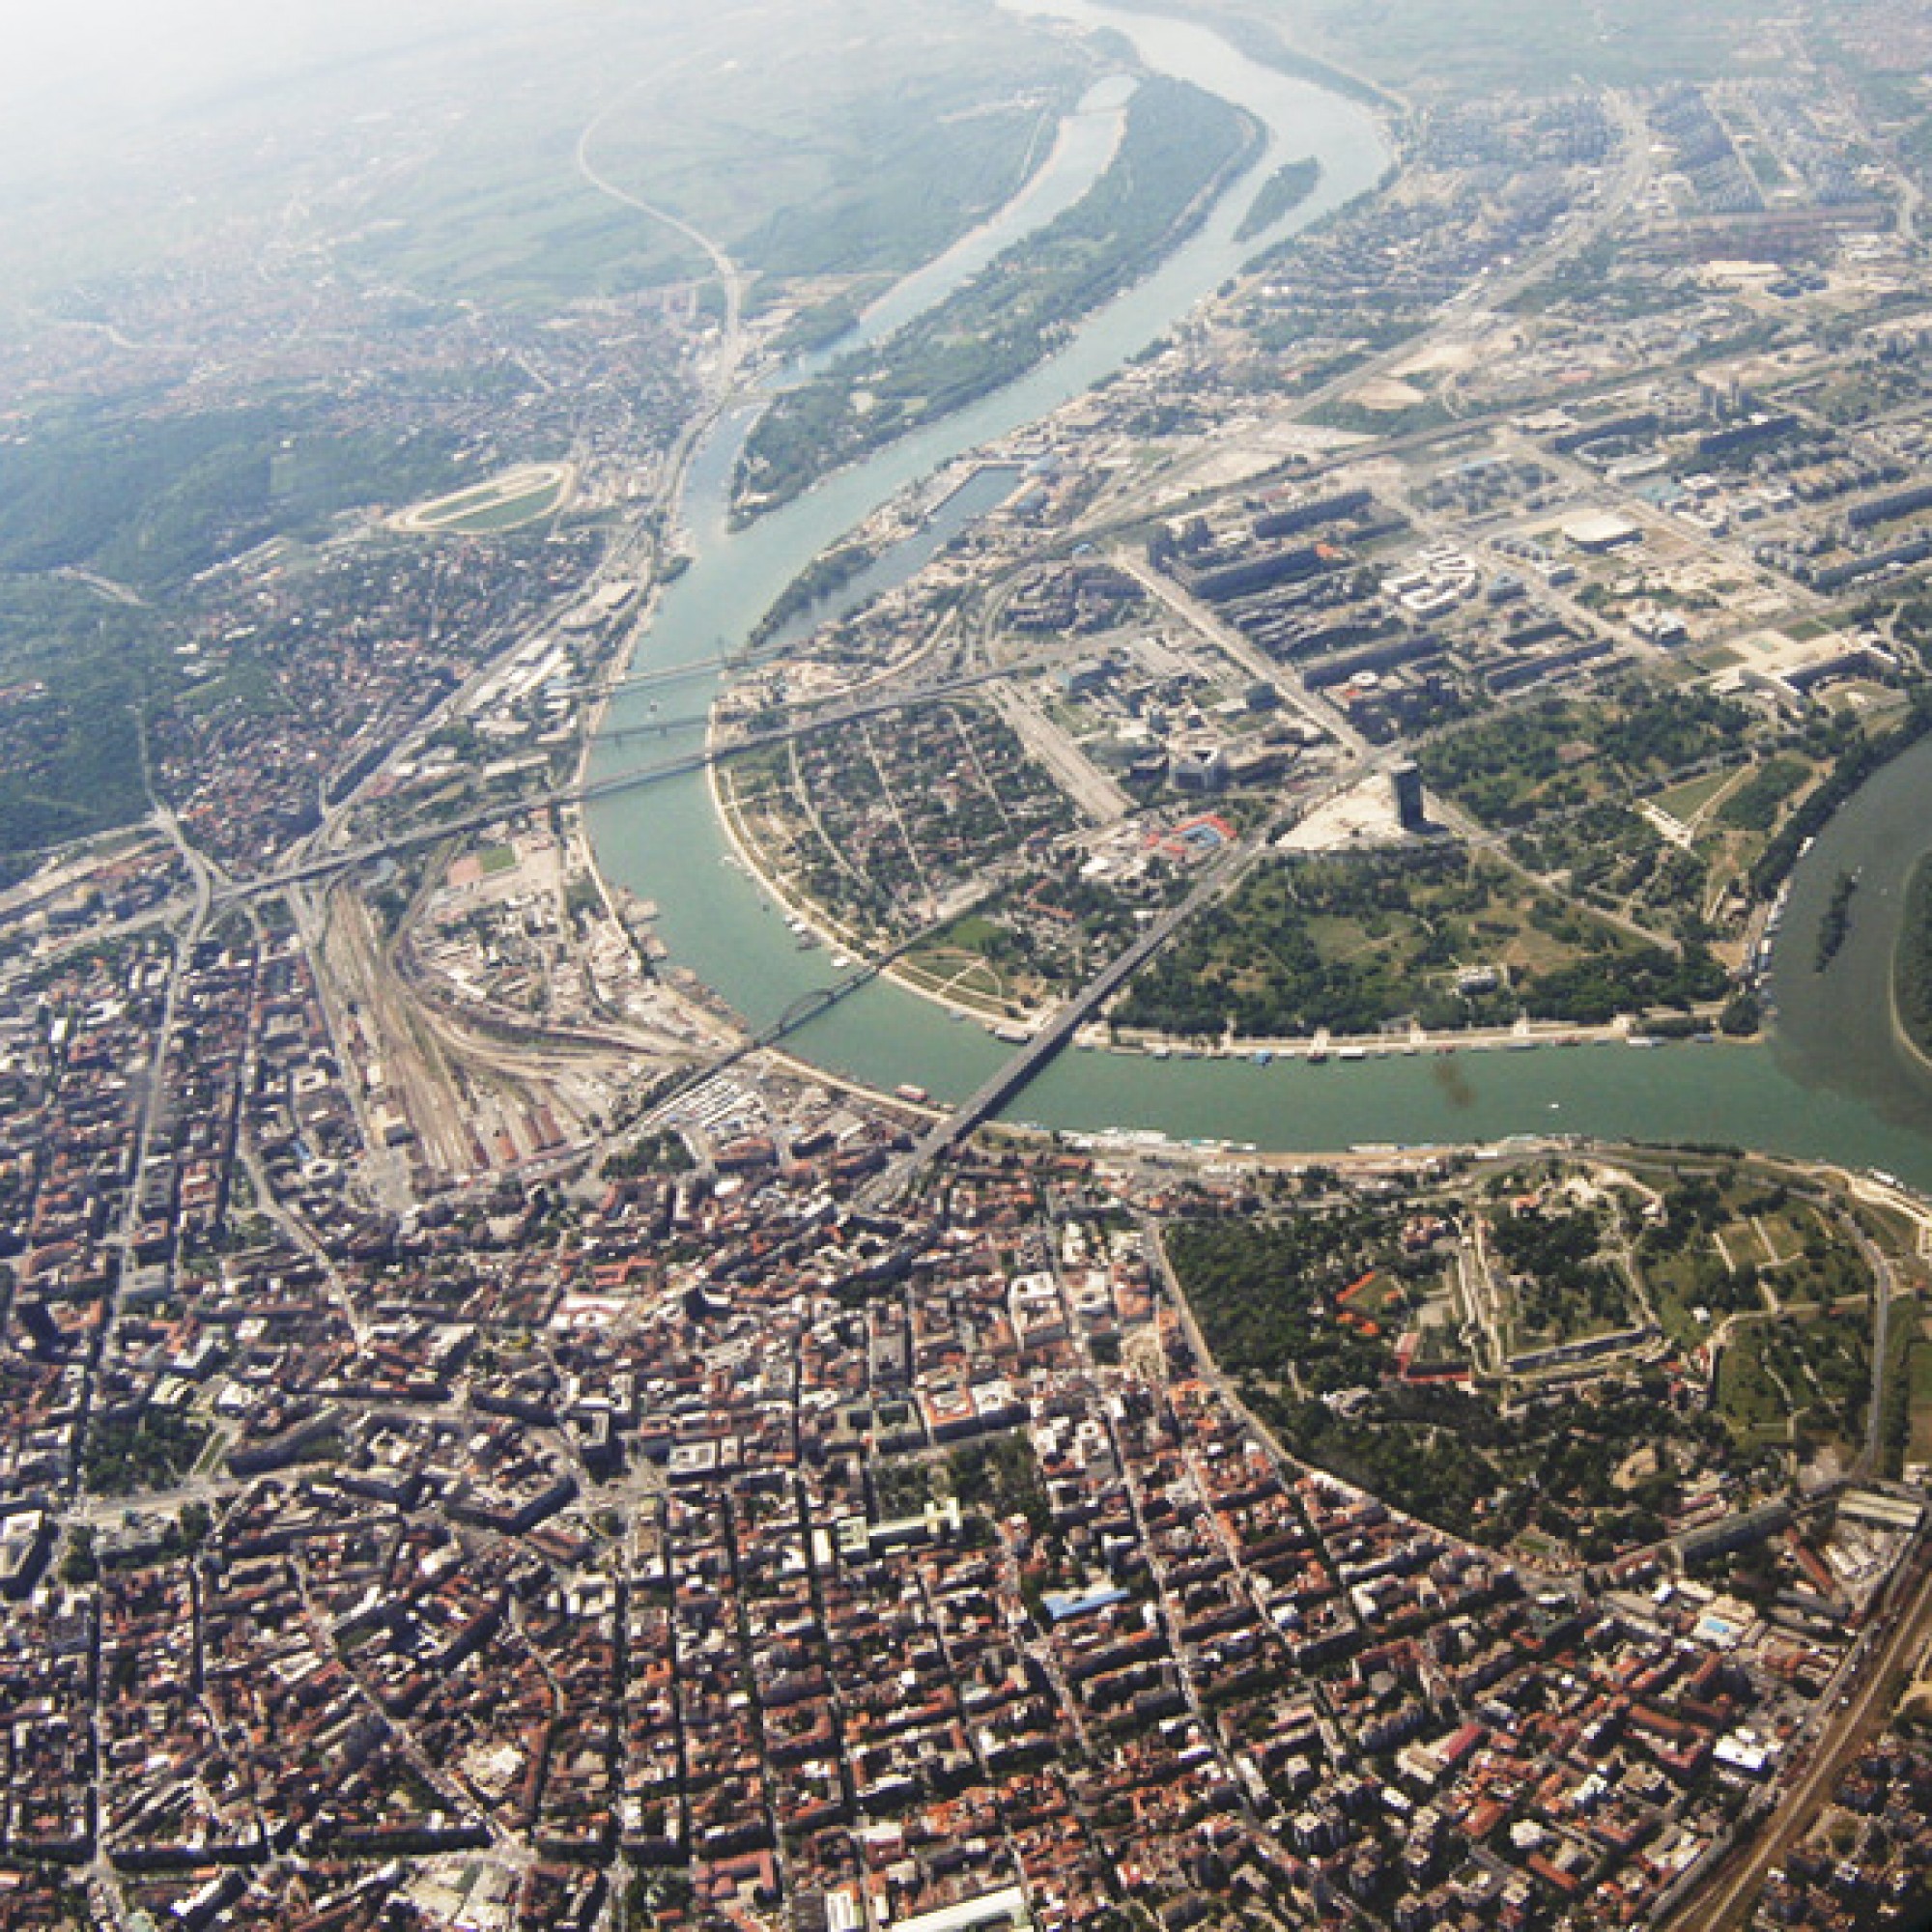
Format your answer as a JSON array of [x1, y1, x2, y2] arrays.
[[1489, 1200, 1629, 1346], [0, 395, 493, 861], [0, 400, 461, 591], [1164, 1208, 1409, 1397], [1418, 686, 1757, 829], [0, 582, 165, 857], [1234, 157, 1322, 243], [1753, 687, 1932, 895]]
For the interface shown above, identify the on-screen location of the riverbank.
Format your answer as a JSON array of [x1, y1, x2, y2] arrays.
[[578, 4, 1932, 1185], [708, 748, 1044, 1035], [1099, 1010, 1747, 1062], [825, 75, 1137, 359], [708, 754, 872, 967], [733, 76, 1267, 523], [1889, 852, 1932, 1081]]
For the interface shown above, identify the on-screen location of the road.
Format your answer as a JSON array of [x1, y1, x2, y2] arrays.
[[216, 658, 1089, 906], [1666, 1539, 1932, 1932], [1854, 1219, 1899, 1474], [1113, 546, 1374, 762], [876, 800, 1278, 1195], [237, 1139, 371, 1350], [574, 86, 750, 393], [76, 751, 218, 1502], [984, 679, 1132, 824]]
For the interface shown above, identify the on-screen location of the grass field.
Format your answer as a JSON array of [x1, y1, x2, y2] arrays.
[[439, 493, 564, 536], [899, 951, 1012, 1015], [1640, 1226, 1766, 1350], [1754, 1204, 1872, 1307], [429, 483, 568, 536], [1718, 1327, 1794, 1449], [1637, 1183, 1871, 1350], [1655, 767, 1741, 826], [902, 913, 1034, 1016], [1718, 1311, 1870, 1458]]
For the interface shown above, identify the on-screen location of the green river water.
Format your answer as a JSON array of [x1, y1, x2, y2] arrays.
[[587, 0, 1932, 1189]]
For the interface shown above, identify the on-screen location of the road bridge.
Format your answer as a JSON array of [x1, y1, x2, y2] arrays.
[[866, 838, 1253, 1203], [599, 710, 712, 747], [589, 654, 732, 696], [640, 915, 979, 1122], [213, 668, 1017, 908]]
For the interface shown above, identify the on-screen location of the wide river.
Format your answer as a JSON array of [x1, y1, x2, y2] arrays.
[[588, 0, 1932, 1189]]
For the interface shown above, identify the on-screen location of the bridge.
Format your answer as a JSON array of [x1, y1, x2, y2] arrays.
[[213, 668, 1010, 908], [641, 915, 977, 1124], [643, 972, 878, 1118], [598, 709, 712, 747], [590, 654, 732, 696], [211, 741, 717, 906], [865, 839, 1252, 1204]]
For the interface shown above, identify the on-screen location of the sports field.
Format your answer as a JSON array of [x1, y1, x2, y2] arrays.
[[393, 463, 575, 536]]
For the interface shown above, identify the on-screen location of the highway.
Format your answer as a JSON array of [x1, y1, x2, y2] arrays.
[[1113, 546, 1375, 763]]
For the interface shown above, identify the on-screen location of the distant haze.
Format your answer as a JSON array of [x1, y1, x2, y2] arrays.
[[0, 0, 699, 298], [0, 0, 583, 128]]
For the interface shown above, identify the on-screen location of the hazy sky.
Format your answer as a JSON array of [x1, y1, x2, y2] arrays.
[[0, 0, 502, 127]]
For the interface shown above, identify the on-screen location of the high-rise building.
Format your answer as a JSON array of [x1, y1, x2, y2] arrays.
[[1392, 759, 1426, 833]]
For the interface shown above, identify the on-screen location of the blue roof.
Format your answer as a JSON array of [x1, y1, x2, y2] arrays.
[[1041, 1584, 1131, 1624]]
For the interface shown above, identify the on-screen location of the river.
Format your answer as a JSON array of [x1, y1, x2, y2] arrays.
[[587, 0, 1932, 1192], [1767, 731, 1932, 1147]]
